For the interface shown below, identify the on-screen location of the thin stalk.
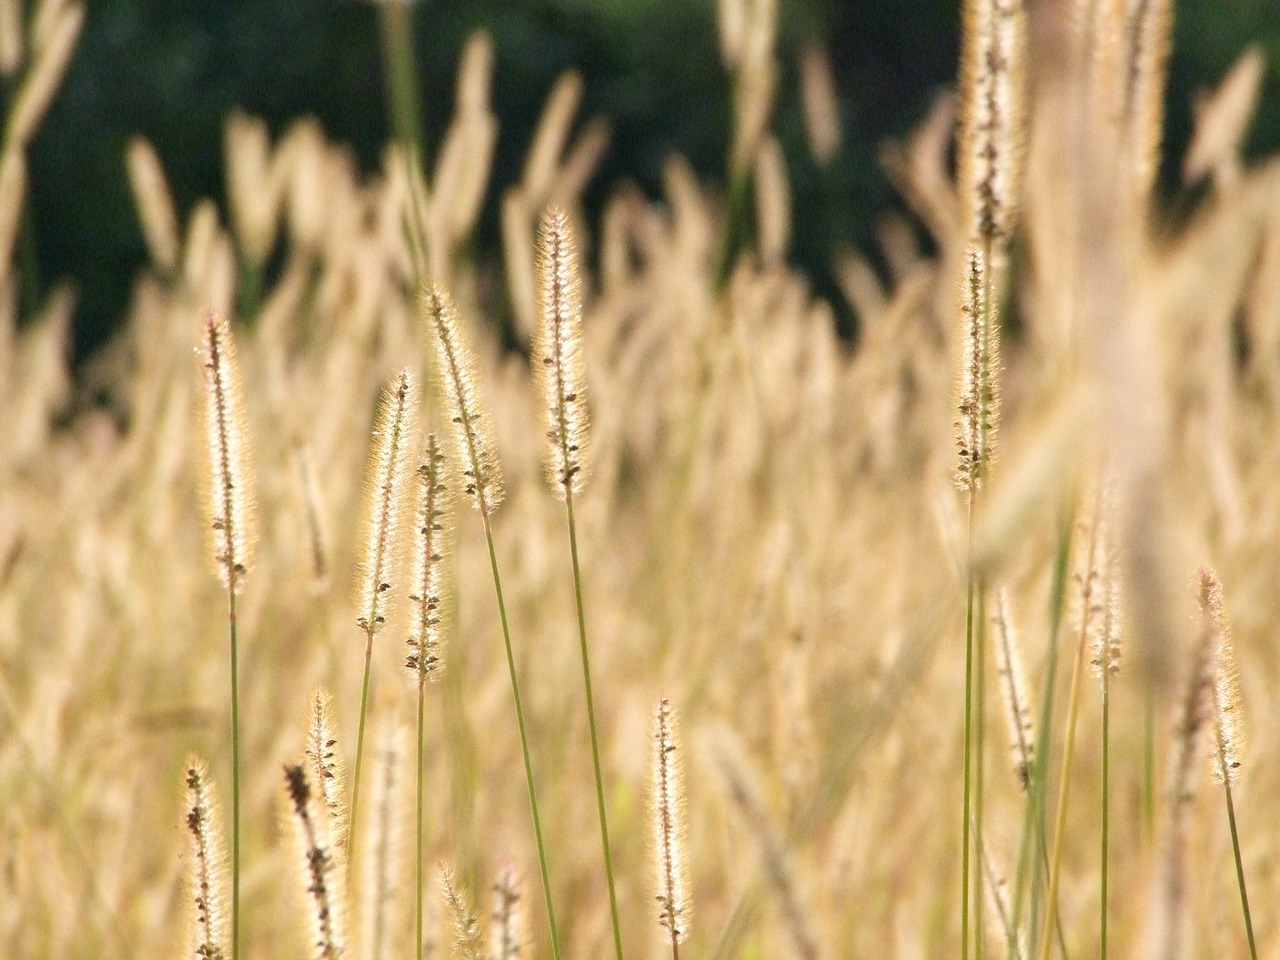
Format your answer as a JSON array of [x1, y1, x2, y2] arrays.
[[962, 496, 976, 960], [228, 585, 241, 960], [349, 626, 375, 868], [1008, 510, 1073, 960], [1100, 655, 1110, 960], [974, 580, 986, 956], [565, 491, 626, 960], [416, 681, 427, 960], [482, 508, 564, 960], [1220, 748, 1257, 959], [1038, 571, 1095, 960]]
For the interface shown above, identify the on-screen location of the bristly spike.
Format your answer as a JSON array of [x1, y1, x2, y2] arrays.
[[490, 858, 524, 960], [284, 764, 348, 960], [304, 688, 348, 860], [534, 205, 590, 497], [991, 588, 1035, 792], [355, 370, 416, 636], [1196, 568, 1245, 783], [1082, 487, 1123, 682], [440, 866, 485, 960], [651, 697, 689, 950], [199, 310, 255, 591], [957, 0, 1026, 245], [420, 286, 505, 514], [954, 245, 1000, 492], [183, 757, 230, 960], [406, 435, 451, 685], [361, 718, 407, 960]]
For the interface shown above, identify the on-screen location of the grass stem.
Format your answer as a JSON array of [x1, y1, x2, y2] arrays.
[[482, 507, 564, 960], [1220, 751, 1257, 959], [228, 585, 241, 960], [416, 680, 427, 960], [961, 496, 976, 960], [1100, 654, 1110, 960], [349, 627, 375, 868], [565, 491, 626, 960]]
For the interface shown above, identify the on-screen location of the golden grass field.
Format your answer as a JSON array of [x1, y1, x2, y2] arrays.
[[1, 1, 1278, 959]]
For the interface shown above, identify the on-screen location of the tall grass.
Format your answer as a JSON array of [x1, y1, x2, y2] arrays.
[[2, 4, 1280, 960]]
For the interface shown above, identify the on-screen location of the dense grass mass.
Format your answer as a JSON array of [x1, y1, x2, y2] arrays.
[[2, 2, 1278, 959]]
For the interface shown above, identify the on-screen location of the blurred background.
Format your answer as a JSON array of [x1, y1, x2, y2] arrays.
[[20, 0, 1280, 363]]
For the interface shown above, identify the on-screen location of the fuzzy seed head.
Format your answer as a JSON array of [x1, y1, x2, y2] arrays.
[[651, 696, 689, 945], [534, 205, 590, 497], [1080, 495, 1123, 681], [355, 371, 416, 635], [991, 589, 1035, 792], [406, 435, 451, 684], [440, 866, 484, 960], [489, 859, 524, 960], [305, 688, 347, 858], [957, 0, 1026, 244], [284, 764, 348, 960], [183, 757, 229, 960], [421, 286, 505, 514], [199, 311, 255, 591], [954, 246, 1000, 492], [1196, 568, 1245, 783]]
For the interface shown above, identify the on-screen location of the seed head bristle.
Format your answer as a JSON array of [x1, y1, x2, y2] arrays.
[[420, 285, 505, 514], [533, 205, 590, 497], [1196, 568, 1245, 783], [183, 756, 229, 960], [1121, 0, 1175, 203], [978, 833, 1024, 960], [954, 245, 1000, 492], [957, 0, 1026, 245], [198, 310, 255, 592], [991, 588, 1035, 792], [406, 435, 451, 684], [304, 688, 348, 858], [1081, 491, 1123, 681], [355, 370, 416, 635], [651, 696, 689, 946], [489, 858, 524, 960], [361, 718, 406, 960], [284, 764, 348, 960], [440, 865, 484, 960]]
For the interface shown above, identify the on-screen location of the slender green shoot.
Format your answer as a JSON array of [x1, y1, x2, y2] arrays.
[[228, 586, 241, 960], [416, 681, 427, 960], [1221, 765, 1257, 960], [1100, 645, 1111, 960]]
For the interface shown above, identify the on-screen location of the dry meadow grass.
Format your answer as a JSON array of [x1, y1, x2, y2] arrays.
[[1, 1, 1279, 959]]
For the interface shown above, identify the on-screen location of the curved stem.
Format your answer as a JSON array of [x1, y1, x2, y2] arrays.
[[483, 508, 563, 960], [349, 627, 375, 869]]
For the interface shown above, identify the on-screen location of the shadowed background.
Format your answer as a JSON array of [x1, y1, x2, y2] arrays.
[[20, 0, 1280, 361]]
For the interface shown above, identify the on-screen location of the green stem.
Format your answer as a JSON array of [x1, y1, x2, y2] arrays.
[[349, 627, 375, 868], [962, 496, 976, 960], [416, 680, 427, 960], [482, 508, 564, 960], [229, 586, 241, 960], [975, 580, 986, 956], [1221, 760, 1257, 959], [566, 491, 626, 960], [1100, 661, 1110, 960]]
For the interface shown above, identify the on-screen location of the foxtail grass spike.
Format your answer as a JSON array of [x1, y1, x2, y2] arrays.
[[957, 0, 1026, 245], [1121, 0, 1175, 202], [534, 205, 590, 497], [490, 859, 524, 960], [199, 311, 255, 592], [977, 832, 1023, 960], [1197, 570, 1244, 781], [652, 697, 689, 958], [440, 866, 485, 960], [955, 245, 999, 492], [284, 765, 348, 960], [407, 436, 451, 685], [421, 286, 505, 515], [991, 588, 1035, 792], [183, 757, 230, 960], [351, 370, 416, 867], [355, 370, 416, 637], [305, 688, 348, 860]]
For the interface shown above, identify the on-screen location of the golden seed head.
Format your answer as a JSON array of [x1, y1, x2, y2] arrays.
[[957, 0, 1026, 245], [284, 764, 348, 960], [1080, 490, 1123, 682], [489, 858, 524, 960], [440, 866, 484, 960], [421, 285, 505, 514], [183, 756, 229, 960], [304, 688, 347, 858], [954, 245, 1000, 492], [533, 205, 590, 497], [407, 435, 451, 684], [355, 370, 416, 635], [651, 696, 689, 944], [199, 310, 255, 592], [1196, 568, 1245, 783], [991, 588, 1035, 792]]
